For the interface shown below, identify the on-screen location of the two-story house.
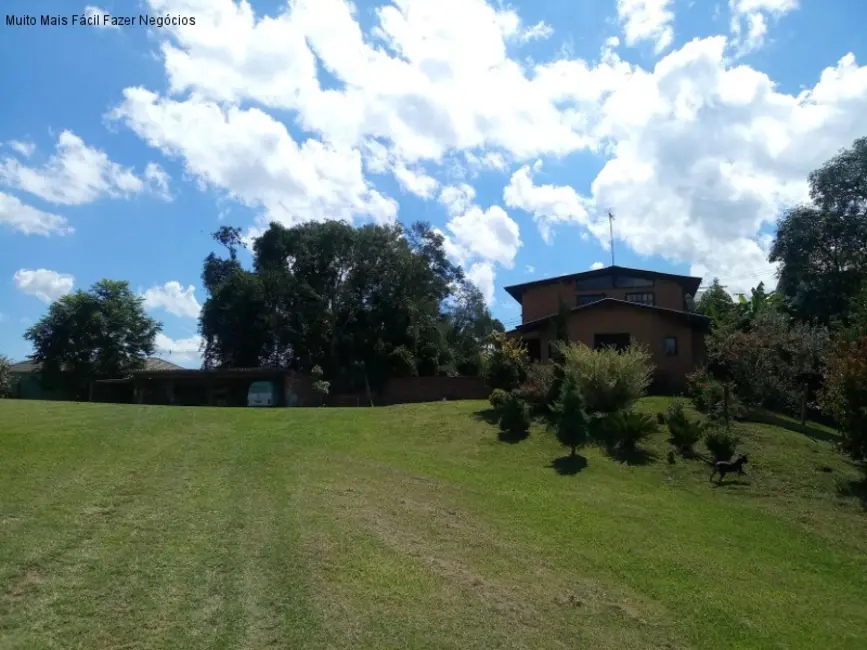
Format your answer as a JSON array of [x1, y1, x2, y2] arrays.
[[504, 265, 711, 391]]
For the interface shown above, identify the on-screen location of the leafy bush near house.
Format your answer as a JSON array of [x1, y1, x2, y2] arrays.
[[550, 375, 591, 457], [559, 342, 653, 415], [605, 411, 658, 451], [704, 426, 741, 462], [686, 368, 745, 422], [310, 365, 331, 406], [0, 355, 11, 398], [488, 388, 509, 411], [481, 332, 529, 392], [516, 363, 556, 414], [666, 400, 703, 456], [498, 391, 531, 438], [821, 335, 867, 471]]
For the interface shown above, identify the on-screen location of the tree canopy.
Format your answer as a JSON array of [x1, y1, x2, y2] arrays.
[[770, 137, 867, 325], [24, 280, 161, 395], [199, 220, 502, 389]]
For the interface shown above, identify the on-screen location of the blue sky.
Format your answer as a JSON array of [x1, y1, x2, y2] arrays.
[[2, 0, 866, 366]]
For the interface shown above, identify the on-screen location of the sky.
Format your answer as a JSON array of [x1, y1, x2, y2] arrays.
[[1, 0, 866, 367]]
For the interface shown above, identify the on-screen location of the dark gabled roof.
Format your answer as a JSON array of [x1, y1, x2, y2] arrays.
[[504, 265, 702, 302], [129, 367, 294, 378], [507, 298, 711, 334], [8, 357, 183, 373]]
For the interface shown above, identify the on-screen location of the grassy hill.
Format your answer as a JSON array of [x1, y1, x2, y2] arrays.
[[1, 398, 865, 649]]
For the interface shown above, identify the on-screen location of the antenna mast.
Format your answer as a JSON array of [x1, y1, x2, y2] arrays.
[[608, 210, 616, 267]]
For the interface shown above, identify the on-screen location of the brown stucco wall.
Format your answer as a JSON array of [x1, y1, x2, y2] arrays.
[[524, 302, 703, 392], [519, 277, 687, 323]]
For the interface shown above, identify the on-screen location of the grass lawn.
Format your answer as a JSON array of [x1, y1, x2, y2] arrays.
[[1, 398, 866, 650]]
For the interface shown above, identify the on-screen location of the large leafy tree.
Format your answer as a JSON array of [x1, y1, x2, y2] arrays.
[[24, 280, 161, 396], [770, 137, 867, 325], [199, 220, 498, 389], [0, 355, 11, 398]]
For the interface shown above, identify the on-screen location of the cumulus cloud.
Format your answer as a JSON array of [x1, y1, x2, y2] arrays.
[[110, 88, 397, 229], [503, 163, 592, 244], [729, 0, 798, 55], [142, 281, 201, 319], [154, 332, 203, 364], [13, 269, 75, 304], [466, 261, 496, 305], [0, 131, 152, 205], [0, 192, 72, 236], [393, 161, 439, 198], [516, 21, 554, 44], [590, 261, 605, 270], [617, 0, 675, 53]]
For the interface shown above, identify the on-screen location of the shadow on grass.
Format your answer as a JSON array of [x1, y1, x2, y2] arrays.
[[473, 408, 499, 426], [749, 410, 842, 445], [836, 478, 867, 510], [549, 454, 588, 475], [603, 445, 657, 466], [497, 429, 529, 444]]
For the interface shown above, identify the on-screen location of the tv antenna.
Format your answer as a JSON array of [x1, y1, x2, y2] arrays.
[[607, 210, 616, 267]]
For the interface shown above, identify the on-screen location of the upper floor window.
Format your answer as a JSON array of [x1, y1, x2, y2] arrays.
[[626, 292, 655, 306], [577, 293, 606, 306]]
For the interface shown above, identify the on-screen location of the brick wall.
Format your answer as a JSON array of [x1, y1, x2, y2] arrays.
[[377, 376, 488, 405]]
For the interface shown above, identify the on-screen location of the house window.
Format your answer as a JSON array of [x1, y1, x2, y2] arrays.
[[577, 293, 606, 306], [664, 337, 678, 356], [626, 292, 655, 306], [594, 333, 631, 351], [526, 339, 542, 362]]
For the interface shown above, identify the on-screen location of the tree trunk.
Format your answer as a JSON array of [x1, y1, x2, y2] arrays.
[[571, 445, 576, 457], [723, 383, 730, 428]]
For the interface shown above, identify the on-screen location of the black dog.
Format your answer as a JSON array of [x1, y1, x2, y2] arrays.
[[710, 455, 748, 484]]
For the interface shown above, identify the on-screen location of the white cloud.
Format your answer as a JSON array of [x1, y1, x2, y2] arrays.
[[142, 281, 201, 319], [136, 0, 591, 164], [144, 163, 172, 201], [13, 269, 75, 304], [0, 131, 146, 205], [516, 21, 553, 44], [393, 161, 439, 198], [525, 264, 535, 274], [154, 332, 203, 364], [446, 205, 521, 268], [0, 192, 72, 236], [85, 5, 119, 29], [617, 0, 675, 54], [466, 262, 496, 305], [503, 162, 592, 244], [439, 183, 477, 216], [590, 261, 605, 270], [729, 0, 798, 55], [8, 141, 35, 157], [110, 88, 398, 229]]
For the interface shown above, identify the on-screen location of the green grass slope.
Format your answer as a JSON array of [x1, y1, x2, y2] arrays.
[[0, 398, 865, 650]]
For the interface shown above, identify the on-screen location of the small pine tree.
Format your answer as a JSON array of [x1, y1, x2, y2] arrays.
[[551, 375, 591, 457]]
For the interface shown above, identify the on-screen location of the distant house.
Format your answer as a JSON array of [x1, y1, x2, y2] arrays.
[[503, 265, 710, 392], [8, 358, 183, 401]]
